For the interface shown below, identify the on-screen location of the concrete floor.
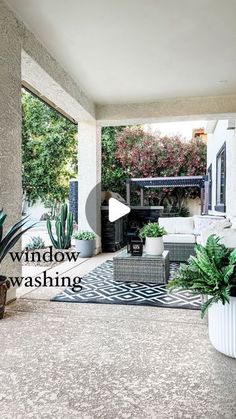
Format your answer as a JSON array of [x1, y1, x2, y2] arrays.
[[1, 254, 236, 418]]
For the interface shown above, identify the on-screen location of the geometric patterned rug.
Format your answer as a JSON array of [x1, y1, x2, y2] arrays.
[[51, 260, 201, 310]]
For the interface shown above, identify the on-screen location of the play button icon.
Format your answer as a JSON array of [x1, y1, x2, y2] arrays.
[[109, 198, 131, 222]]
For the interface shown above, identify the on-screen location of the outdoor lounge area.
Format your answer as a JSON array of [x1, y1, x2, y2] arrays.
[[1, 0, 236, 417]]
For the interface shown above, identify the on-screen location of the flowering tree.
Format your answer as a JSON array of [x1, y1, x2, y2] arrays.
[[115, 126, 207, 210], [115, 126, 206, 177]]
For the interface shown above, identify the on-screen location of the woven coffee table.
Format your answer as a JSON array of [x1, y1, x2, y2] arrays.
[[113, 250, 169, 284]]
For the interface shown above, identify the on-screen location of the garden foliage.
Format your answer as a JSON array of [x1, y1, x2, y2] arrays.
[[101, 126, 207, 209], [22, 90, 77, 217]]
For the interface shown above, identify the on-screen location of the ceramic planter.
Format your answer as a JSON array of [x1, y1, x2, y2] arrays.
[[0, 276, 10, 319], [75, 239, 95, 258], [145, 237, 164, 256], [208, 296, 236, 358]]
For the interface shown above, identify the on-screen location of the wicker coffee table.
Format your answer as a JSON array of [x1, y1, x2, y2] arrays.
[[113, 250, 169, 284]]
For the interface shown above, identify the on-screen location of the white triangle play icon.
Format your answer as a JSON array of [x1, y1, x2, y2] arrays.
[[108, 198, 131, 222]]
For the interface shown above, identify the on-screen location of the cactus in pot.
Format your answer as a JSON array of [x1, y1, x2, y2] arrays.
[[47, 204, 73, 249]]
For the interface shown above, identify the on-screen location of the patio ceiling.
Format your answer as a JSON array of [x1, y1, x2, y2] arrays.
[[5, 0, 236, 107]]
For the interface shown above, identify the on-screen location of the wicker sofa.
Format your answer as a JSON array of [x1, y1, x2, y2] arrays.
[[158, 215, 233, 262]]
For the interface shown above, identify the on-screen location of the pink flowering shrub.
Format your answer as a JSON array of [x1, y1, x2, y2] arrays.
[[115, 127, 207, 206], [115, 127, 206, 178]]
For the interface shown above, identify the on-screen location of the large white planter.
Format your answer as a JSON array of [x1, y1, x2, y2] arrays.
[[145, 237, 164, 256], [208, 296, 236, 358]]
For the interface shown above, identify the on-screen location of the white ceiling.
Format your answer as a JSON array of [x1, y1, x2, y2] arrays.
[[6, 0, 236, 105]]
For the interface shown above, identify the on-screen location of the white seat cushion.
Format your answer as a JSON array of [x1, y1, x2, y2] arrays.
[[158, 218, 177, 234], [175, 217, 194, 234], [196, 235, 202, 244], [201, 228, 236, 248], [228, 216, 236, 229], [219, 229, 236, 248], [193, 215, 231, 235], [159, 217, 194, 234], [163, 234, 196, 244]]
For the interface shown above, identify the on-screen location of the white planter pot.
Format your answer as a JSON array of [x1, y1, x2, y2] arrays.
[[208, 296, 236, 358], [145, 237, 164, 256]]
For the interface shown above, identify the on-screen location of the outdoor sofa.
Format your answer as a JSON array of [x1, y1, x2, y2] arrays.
[[158, 215, 235, 262]]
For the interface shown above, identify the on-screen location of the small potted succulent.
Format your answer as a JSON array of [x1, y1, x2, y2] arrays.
[[168, 235, 236, 358], [139, 222, 166, 256], [73, 230, 96, 258], [0, 209, 35, 319]]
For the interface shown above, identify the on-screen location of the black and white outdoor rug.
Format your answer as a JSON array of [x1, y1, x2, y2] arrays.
[[51, 260, 201, 310]]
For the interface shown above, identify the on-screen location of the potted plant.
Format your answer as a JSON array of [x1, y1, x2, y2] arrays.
[[168, 235, 236, 358], [0, 209, 35, 319], [73, 231, 96, 258], [139, 222, 167, 256]]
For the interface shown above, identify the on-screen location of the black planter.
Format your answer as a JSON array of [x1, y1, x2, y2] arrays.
[[0, 276, 10, 319]]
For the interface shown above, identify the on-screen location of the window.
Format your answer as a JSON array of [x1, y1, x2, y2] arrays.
[[215, 143, 226, 212], [207, 164, 212, 210]]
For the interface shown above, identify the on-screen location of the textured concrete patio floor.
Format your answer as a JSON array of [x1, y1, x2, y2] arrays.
[[1, 299, 236, 419]]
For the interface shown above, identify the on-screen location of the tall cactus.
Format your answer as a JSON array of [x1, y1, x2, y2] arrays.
[[47, 204, 73, 249]]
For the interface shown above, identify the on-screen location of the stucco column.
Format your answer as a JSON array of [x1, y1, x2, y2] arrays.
[[78, 120, 101, 252], [0, 0, 22, 301]]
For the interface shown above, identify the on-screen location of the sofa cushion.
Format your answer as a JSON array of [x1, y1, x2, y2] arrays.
[[193, 215, 231, 235], [175, 217, 194, 234], [158, 218, 177, 234], [196, 235, 202, 244], [163, 234, 196, 244], [228, 216, 236, 229], [159, 217, 194, 234], [218, 229, 236, 248]]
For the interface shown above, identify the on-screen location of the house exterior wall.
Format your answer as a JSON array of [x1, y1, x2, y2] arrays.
[[207, 120, 236, 216], [0, 0, 22, 301]]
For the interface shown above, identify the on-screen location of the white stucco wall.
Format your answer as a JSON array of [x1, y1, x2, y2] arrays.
[[0, 0, 22, 301], [207, 120, 236, 216]]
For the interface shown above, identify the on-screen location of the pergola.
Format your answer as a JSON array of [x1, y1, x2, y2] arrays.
[[126, 176, 209, 214]]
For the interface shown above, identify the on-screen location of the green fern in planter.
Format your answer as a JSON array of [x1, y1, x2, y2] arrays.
[[168, 235, 236, 317]]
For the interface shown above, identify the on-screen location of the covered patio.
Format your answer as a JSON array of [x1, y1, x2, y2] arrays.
[[1, 0, 236, 417], [2, 0, 236, 302]]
